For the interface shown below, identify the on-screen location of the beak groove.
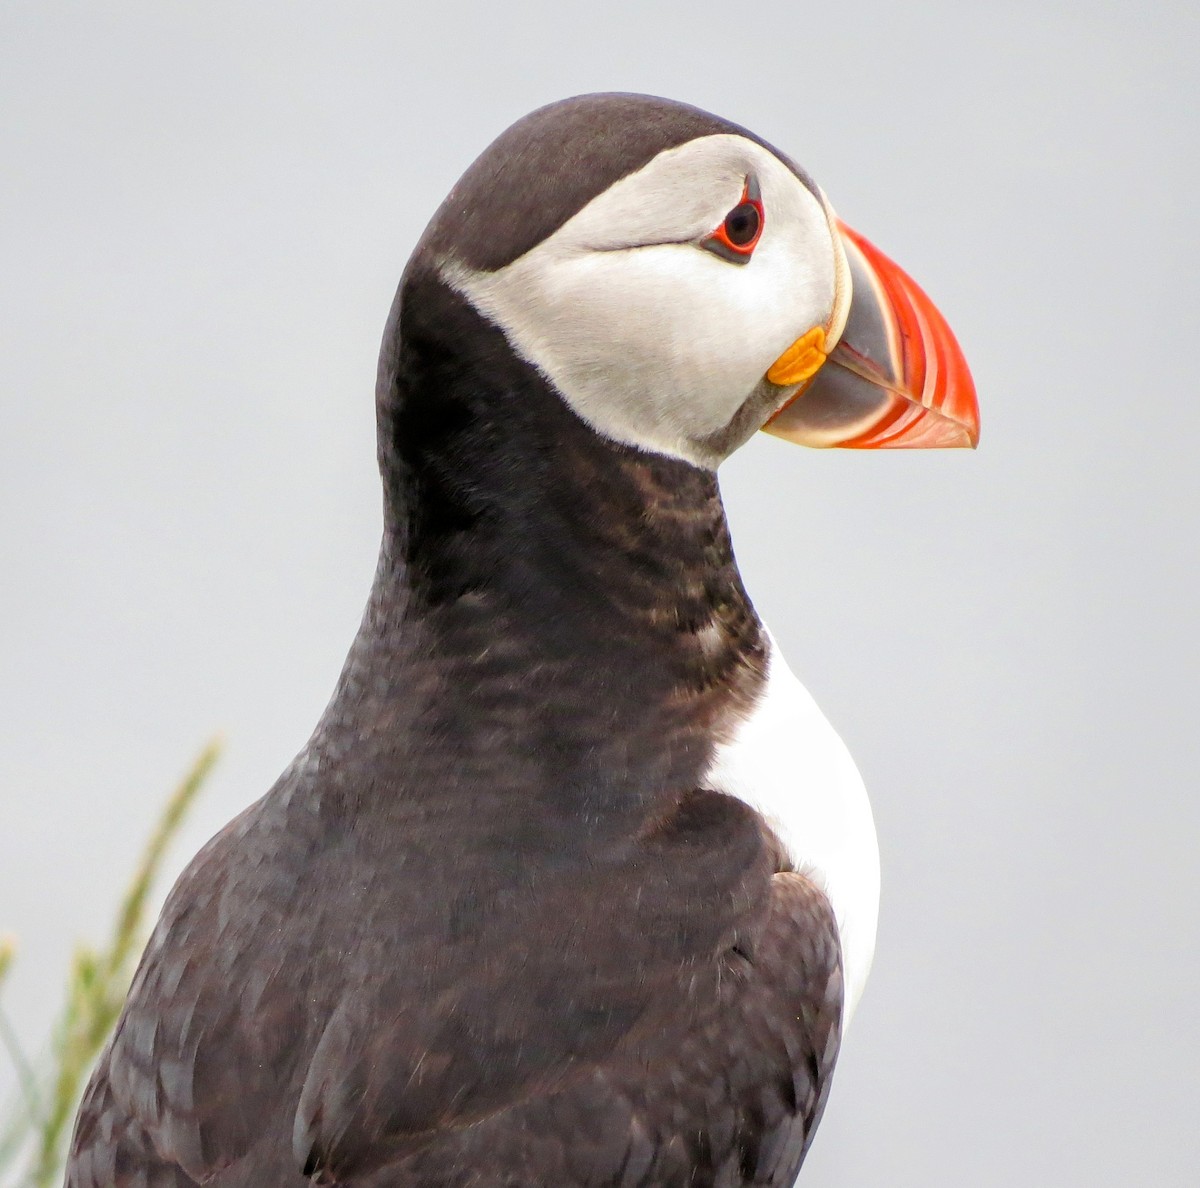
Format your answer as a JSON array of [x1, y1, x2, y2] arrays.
[[764, 219, 980, 451]]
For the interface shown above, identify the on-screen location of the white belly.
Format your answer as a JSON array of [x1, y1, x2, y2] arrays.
[[704, 631, 880, 1027]]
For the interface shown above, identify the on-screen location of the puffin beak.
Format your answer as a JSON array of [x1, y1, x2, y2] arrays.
[[764, 219, 980, 449]]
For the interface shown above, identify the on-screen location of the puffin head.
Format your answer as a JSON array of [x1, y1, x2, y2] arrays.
[[402, 93, 978, 470]]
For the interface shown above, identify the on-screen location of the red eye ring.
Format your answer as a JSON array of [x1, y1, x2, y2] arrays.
[[704, 178, 764, 263]]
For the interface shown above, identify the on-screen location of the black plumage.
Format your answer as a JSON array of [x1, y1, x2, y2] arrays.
[[65, 96, 844, 1188]]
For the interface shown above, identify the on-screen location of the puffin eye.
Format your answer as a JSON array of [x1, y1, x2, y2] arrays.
[[703, 178, 764, 264], [724, 202, 761, 247]]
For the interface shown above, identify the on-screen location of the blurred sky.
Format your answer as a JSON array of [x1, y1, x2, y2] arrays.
[[2, 3, 1198, 1185]]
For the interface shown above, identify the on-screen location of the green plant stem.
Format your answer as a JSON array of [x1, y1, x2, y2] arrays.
[[0, 1002, 40, 1127], [0, 737, 222, 1188]]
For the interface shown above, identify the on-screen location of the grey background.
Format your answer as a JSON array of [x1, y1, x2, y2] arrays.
[[2, 2, 1197, 1184]]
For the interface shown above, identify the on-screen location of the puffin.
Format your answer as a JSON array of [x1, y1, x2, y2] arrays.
[[66, 93, 978, 1188]]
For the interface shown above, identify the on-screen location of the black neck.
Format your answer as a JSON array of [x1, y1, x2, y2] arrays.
[[320, 271, 766, 832]]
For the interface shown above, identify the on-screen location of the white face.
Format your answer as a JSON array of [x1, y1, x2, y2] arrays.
[[442, 134, 848, 468]]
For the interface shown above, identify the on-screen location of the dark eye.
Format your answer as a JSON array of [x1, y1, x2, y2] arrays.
[[723, 201, 761, 247], [702, 180, 764, 263]]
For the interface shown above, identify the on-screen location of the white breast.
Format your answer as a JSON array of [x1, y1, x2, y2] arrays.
[[704, 632, 880, 1027]]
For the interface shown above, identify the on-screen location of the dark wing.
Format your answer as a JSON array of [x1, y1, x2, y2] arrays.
[[65, 797, 323, 1188], [66, 787, 841, 1188]]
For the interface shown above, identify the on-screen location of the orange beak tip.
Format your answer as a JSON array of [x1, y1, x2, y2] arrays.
[[835, 222, 980, 451]]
